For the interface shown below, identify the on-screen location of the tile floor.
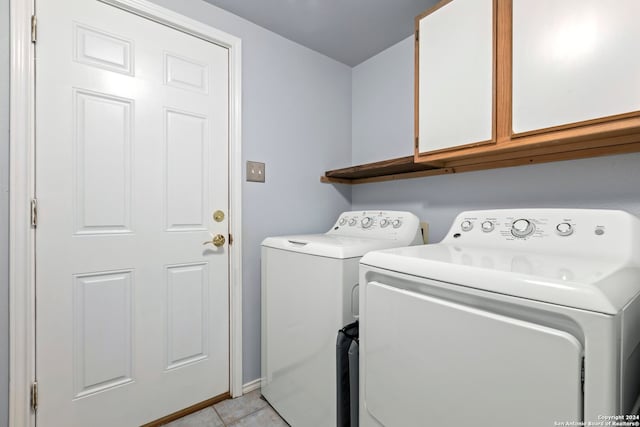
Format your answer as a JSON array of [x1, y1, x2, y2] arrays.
[[164, 390, 289, 427]]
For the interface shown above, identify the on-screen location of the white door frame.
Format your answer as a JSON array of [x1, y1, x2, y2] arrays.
[[9, 1, 244, 425]]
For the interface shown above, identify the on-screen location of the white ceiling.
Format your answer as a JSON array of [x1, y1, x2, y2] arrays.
[[202, 0, 439, 67]]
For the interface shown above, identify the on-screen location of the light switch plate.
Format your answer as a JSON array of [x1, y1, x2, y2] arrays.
[[246, 161, 265, 182]]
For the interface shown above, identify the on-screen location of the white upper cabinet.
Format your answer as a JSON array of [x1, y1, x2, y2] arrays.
[[417, 0, 495, 154], [512, 0, 640, 134]]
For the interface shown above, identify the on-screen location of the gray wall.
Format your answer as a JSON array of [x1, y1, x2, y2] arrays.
[[352, 36, 414, 164], [1, 0, 10, 424], [351, 37, 640, 242], [148, 0, 353, 383], [353, 153, 640, 242]]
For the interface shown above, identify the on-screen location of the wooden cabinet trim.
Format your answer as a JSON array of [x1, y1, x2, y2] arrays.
[[414, 0, 455, 23], [451, 141, 640, 173], [511, 110, 640, 139], [496, 0, 512, 143], [417, 115, 640, 163], [414, 0, 498, 159], [414, 138, 496, 159], [444, 133, 640, 167]]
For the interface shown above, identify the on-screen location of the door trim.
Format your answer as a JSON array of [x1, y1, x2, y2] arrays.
[[9, 0, 36, 425], [9, 1, 244, 425]]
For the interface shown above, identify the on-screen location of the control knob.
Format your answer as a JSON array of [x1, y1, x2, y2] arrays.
[[461, 220, 473, 232], [556, 222, 573, 237], [392, 219, 402, 229], [361, 217, 373, 229], [511, 219, 535, 238], [348, 218, 357, 226], [481, 221, 494, 233], [380, 218, 390, 228], [339, 218, 347, 226]]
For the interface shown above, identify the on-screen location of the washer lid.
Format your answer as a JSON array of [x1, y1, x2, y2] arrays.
[[262, 234, 413, 259], [361, 243, 640, 314]]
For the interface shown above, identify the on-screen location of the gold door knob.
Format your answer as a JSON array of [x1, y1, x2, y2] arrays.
[[203, 234, 225, 247]]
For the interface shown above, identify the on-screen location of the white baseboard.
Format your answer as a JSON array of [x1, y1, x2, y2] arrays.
[[242, 378, 261, 394]]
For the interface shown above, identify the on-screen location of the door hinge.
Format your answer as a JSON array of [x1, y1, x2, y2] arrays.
[[415, 136, 419, 148], [30, 381, 38, 412], [228, 233, 233, 246], [580, 357, 585, 393], [31, 15, 37, 43], [415, 29, 419, 42], [30, 198, 38, 228]]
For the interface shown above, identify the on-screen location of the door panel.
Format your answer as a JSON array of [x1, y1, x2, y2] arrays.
[[166, 262, 209, 369], [73, 89, 133, 234], [36, 0, 230, 425], [363, 281, 583, 427], [512, 0, 640, 133], [73, 270, 134, 398], [164, 108, 209, 231], [417, 0, 494, 154]]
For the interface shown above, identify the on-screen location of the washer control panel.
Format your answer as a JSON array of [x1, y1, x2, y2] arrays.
[[453, 214, 584, 240], [328, 211, 422, 241], [443, 209, 634, 256]]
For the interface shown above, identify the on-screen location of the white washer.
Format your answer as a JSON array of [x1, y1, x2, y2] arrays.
[[261, 210, 422, 427], [359, 209, 640, 427]]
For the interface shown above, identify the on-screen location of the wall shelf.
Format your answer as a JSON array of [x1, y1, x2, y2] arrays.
[[321, 140, 640, 185], [321, 156, 453, 184]]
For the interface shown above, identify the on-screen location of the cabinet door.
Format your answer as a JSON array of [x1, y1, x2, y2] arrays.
[[416, 0, 495, 156], [512, 0, 640, 135]]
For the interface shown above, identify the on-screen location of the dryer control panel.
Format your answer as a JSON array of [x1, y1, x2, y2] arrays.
[[328, 211, 422, 243], [443, 208, 640, 259]]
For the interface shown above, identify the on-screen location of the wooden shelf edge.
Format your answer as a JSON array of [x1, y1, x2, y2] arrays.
[[320, 176, 352, 184], [321, 166, 453, 185], [324, 155, 438, 179], [350, 167, 454, 184]]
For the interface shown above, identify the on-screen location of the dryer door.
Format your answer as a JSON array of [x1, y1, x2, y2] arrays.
[[362, 281, 583, 427]]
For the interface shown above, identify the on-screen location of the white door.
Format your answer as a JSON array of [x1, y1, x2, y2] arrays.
[[35, 0, 230, 425]]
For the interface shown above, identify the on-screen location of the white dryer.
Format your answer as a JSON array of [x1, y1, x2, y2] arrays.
[[261, 211, 422, 427], [359, 209, 640, 427]]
